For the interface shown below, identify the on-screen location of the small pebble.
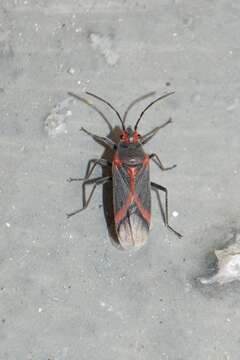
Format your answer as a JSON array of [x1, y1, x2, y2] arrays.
[[226, 99, 238, 111], [67, 67, 75, 75]]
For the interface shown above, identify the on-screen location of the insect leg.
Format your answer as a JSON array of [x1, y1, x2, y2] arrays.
[[141, 118, 172, 144], [67, 158, 111, 182], [81, 127, 116, 149], [83, 158, 111, 180], [68, 91, 113, 131], [151, 181, 182, 238], [67, 176, 111, 218], [150, 153, 177, 171]]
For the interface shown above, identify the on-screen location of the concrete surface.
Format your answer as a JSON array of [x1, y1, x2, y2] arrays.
[[1, 0, 240, 359]]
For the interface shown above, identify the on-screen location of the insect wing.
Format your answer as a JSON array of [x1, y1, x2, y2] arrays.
[[112, 165, 131, 224], [112, 163, 151, 250], [134, 164, 151, 223]]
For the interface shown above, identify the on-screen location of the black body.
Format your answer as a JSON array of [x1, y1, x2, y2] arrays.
[[67, 91, 182, 250]]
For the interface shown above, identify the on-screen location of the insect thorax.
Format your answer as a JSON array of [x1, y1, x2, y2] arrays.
[[117, 143, 145, 164]]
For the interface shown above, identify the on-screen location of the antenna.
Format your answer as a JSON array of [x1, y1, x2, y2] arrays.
[[68, 91, 113, 131], [86, 91, 125, 131], [134, 92, 175, 131], [123, 91, 156, 124]]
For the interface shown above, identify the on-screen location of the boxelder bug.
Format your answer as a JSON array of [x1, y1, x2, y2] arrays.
[[67, 91, 182, 250]]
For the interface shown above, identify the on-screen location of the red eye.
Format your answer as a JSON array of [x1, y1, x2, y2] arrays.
[[133, 131, 140, 143], [120, 132, 129, 142]]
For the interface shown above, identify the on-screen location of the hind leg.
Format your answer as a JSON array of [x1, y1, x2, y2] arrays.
[[67, 176, 111, 218], [151, 181, 182, 238]]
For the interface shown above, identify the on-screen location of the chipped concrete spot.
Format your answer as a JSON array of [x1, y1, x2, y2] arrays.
[[44, 97, 74, 137], [90, 33, 119, 66], [200, 233, 240, 285]]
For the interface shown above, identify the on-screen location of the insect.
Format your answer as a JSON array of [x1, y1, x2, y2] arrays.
[[67, 91, 182, 250]]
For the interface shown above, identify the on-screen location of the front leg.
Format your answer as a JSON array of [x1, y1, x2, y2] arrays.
[[81, 127, 116, 149], [150, 153, 177, 171], [151, 181, 182, 238]]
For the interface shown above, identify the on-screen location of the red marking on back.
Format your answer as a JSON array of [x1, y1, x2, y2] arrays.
[[142, 154, 149, 167], [127, 166, 138, 193], [127, 167, 138, 179], [113, 152, 122, 168], [115, 164, 151, 225], [115, 193, 133, 224], [135, 194, 151, 223], [115, 191, 151, 225]]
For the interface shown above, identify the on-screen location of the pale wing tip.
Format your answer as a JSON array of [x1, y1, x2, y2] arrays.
[[117, 214, 149, 250]]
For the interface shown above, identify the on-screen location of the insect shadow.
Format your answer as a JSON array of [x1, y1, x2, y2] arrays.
[[67, 91, 181, 249]]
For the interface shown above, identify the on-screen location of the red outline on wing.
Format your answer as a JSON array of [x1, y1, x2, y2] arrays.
[[114, 193, 133, 224], [114, 155, 151, 225]]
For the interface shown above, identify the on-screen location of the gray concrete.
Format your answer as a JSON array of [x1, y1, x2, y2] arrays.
[[1, 1, 240, 359]]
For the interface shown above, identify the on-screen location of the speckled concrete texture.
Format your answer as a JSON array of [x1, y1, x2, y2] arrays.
[[1, 1, 240, 359]]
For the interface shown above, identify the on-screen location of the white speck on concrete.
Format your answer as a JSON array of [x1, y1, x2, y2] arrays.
[[226, 98, 239, 111], [5, 222, 11, 228], [172, 211, 179, 217], [67, 67, 75, 75], [38, 307, 43, 313], [107, 305, 113, 312], [184, 282, 192, 293], [34, 23, 39, 32]]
